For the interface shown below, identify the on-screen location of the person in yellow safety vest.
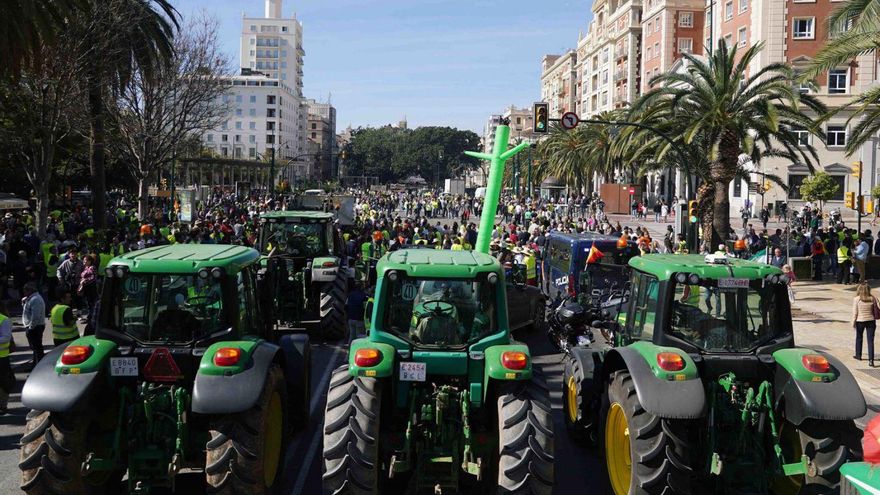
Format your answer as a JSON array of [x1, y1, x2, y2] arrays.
[[680, 284, 700, 306], [524, 248, 537, 286], [0, 301, 12, 414], [451, 238, 464, 251], [98, 250, 113, 276], [462, 239, 473, 250], [838, 241, 852, 285], [50, 290, 79, 345], [675, 234, 689, 254]]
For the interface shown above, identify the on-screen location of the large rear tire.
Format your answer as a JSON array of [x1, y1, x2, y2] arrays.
[[320, 271, 348, 341], [563, 355, 590, 443], [206, 365, 288, 495], [322, 365, 381, 495], [602, 370, 695, 495], [529, 300, 547, 334], [774, 418, 862, 495], [496, 369, 555, 495], [19, 406, 122, 495]]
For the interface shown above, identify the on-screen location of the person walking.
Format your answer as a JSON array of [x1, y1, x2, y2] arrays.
[[21, 282, 46, 365], [0, 300, 13, 414], [810, 236, 826, 281], [854, 237, 870, 283], [852, 282, 880, 367]]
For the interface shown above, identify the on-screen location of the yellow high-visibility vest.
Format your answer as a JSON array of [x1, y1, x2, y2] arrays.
[[0, 313, 9, 358], [50, 305, 78, 341]]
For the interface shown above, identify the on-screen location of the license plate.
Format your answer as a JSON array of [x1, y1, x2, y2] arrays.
[[110, 357, 138, 377], [399, 362, 426, 382], [718, 277, 749, 289]]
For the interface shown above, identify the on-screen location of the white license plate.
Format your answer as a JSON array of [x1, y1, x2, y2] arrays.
[[399, 362, 426, 382], [110, 357, 138, 377]]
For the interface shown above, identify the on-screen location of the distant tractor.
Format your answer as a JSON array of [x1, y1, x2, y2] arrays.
[[19, 245, 311, 494], [564, 254, 865, 494], [258, 211, 349, 340]]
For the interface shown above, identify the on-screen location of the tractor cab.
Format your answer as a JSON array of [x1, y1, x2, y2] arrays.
[[258, 211, 339, 262]]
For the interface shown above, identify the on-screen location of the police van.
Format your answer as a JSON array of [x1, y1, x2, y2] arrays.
[[542, 231, 639, 301]]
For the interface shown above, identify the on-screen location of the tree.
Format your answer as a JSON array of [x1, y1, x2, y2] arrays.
[[0, 0, 88, 79], [0, 32, 85, 236], [633, 41, 826, 246], [799, 171, 840, 212], [537, 123, 593, 192], [109, 14, 231, 220], [69, 0, 178, 228]]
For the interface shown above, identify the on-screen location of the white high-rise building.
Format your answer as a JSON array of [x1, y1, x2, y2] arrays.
[[202, 0, 307, 180]]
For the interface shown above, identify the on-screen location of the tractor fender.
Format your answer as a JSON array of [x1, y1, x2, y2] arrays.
[[192, 341, 280, 415], [774, 351, 866, 425], [602, 346, 707, 419], [22, 337, 117, 412]]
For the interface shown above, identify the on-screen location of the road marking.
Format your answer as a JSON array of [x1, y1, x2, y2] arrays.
[[290, 345, 344, 495]]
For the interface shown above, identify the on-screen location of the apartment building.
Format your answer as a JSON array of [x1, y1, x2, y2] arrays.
[[640, 0, 705, 92], [305, 98, 338, 180], [540, 51, 579, 118]]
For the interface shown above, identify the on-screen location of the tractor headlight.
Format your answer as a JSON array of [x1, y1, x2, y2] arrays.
[[675, 273, 687, 284], [105, 267, 115, 278], [198, 268, 210, 280], [687, 274, 700, 285], [113, 266, 127, 278], [387, 270, 398, 282], [211, 267, 224, 279], [487, 273, 498, 285]]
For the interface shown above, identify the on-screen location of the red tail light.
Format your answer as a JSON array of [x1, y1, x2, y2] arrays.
[[143, 348, 182, 382], [322, 260, 337, 267], [657, 352, 685, 372], [502, 351, 528, 370], [354, 348, 382, 367], [61, 345, 92, 365], [213, 347, 242, 367], [802, 354, 831, 374]]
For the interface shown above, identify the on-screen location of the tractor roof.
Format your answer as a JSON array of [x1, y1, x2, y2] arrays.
[[260, 211, 334, 221], [109, 244, 260, 274], [378, 249, 501, 278], [629, 254, 782, 281]]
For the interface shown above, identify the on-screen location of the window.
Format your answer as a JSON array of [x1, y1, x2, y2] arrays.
[[282, 26, 288, 32], [234, 147, 242, 158], [267, 109, 276, 118], [733, 178, 742, 197], [737, 27, 748, 47], [249, 122, 256, 130], [739, 0, 749, 12], [311, 132, 317, 139], [234, 135, 241, 143], [235, 121, 242, 130], [250, 25, 256, 32], [206, 134, 213, 142], [602, 70, 609, 84], [791, 127, 810, 146], [266, 134, 275, 144], [221, 122, 228, 130], [249, 148, 257, 158], [235, 95, 242, 102], [679, 12, 693, 27], [798, 80, 812, 94], [724, 34, 733, 47], [266, 121, 275, 131], [249, 95, 256, 103], [678, 38, 693, 53], [267, 95, 276, 104], [656, 20, 661, 32], [625, 273, 659, 341], [646, 20, 652, 32], [725, 0, 733, 20], [792, 17, 815, 39], [653, 42, 660, 56], [646, 47, 653, 60], [827, 125, 847, 147], [311, 123, 317, 130], [249, 109, 256, 117], [249, 135, 256, 143], [235, 109, 242, 117], [828, 69, 848, 94]]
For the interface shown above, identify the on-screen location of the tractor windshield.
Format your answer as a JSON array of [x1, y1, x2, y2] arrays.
[[383, 276, 497, 348], [669, 278, 787, 352], [100, 274, 227, 343], [261, 221, 326, 257]]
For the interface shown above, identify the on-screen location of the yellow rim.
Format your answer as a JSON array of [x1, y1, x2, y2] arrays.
[[263, 391, 283, 487], [566, 376, 579, 424], [605, 402, 632, 495], [772, 422, 804, 495]]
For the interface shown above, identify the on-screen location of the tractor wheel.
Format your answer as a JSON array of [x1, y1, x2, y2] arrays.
[[320, 272, 348, 341], [19, 406, 122, 495], [322, 364, 381, 495], [774, 418, 862, 495], [602, 370, 695, 495], [529, 300, 547, 333], [563, 355, 591, 443], [495, 369, 555, 495], [206, 365, 288, 495]]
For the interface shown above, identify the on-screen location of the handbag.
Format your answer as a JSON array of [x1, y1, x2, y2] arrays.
[[873, 297, 880, 320]]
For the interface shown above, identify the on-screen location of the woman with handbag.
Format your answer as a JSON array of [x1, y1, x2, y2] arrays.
[[852, 282, 880, 367]]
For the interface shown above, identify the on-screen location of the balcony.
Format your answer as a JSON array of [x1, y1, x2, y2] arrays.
[[613, 70, 627, 82], [616, 49, 628, 61]]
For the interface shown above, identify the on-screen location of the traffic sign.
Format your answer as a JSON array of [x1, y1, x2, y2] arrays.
[[628, 187, 635, 195], [561, 112, 579, 130]]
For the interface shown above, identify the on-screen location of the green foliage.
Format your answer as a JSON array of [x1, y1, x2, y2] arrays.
[[799, 172, 840, 204], [343, 126, 481, 183], [871, 184, 880, 199]]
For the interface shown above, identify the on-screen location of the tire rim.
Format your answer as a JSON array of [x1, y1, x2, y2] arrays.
[[566, 376, 579, 424], [605, 402, 632, 495], [264, 391, 283, 487]]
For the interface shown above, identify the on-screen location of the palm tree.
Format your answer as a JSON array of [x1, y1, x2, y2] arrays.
[[537, 123, 593, 192], [0, 0, 88, 79], [72, 0, 178, 228], [633, 41, 825, 246], [806, 0, 880, 155]]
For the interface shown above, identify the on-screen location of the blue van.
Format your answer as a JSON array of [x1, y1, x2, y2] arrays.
[[542, 232, 639, 301]]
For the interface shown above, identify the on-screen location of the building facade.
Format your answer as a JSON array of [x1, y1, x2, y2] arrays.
[[305, 98, 338, 180], [540, 52, 579, 118]]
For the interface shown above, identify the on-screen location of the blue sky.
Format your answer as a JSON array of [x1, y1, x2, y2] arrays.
[[178, 0, 591, 133]]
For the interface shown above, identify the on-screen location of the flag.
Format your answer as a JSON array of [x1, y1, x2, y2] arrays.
[[586, 245, 605, 264]]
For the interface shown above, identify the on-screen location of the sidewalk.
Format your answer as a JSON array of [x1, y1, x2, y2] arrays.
[[791, 280, 880, 411]]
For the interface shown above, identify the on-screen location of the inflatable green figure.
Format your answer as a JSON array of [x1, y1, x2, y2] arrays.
[[465, 123, 530, 254]]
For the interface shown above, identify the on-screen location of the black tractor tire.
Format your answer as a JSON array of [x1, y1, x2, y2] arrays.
[[322, 364, 381, 495], [563, 355, 591, 443], [19, 408, 122, 495], [320, 271, 348, 341], [602, 370, 695, 495], [206, 365, 288, 495], [529, 300, 547, 334], [495, 369, 555, 495], [777, 418, 862, 495]]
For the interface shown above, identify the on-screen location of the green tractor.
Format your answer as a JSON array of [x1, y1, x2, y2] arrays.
[[19, 244, 311, 494], [563, 253, 865, 494], [321, 249, 554, 494], [258, 210, 349, 340]]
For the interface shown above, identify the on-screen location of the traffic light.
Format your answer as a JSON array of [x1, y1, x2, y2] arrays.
[[853, 161, 862, 179], [865, 198, 875, 214], [534, 102, 549, 134], [688, 200, 698, 223], [763, 180, 772, 192], [340, 150, 348, 160], [845, 191, 856, 209]]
